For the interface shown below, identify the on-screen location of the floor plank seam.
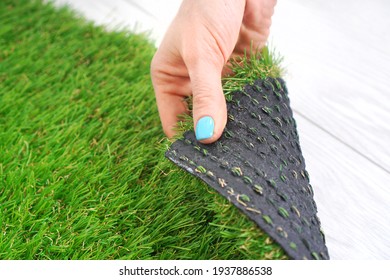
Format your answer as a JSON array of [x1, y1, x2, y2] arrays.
[[293, 109, 390, 175]]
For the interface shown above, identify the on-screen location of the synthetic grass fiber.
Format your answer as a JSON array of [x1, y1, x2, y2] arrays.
[[0, 0, 287, 259]]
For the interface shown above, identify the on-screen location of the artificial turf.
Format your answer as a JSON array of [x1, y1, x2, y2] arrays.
[[0, 0, 287, 259]]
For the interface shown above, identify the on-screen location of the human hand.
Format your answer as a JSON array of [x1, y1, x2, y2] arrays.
[[151, 0, 276, 143]]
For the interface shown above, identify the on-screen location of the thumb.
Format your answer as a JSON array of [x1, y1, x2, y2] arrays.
[[188, 58, 227, 144]]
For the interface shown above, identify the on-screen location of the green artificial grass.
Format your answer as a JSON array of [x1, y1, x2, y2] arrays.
[[0, 0, 287, 259], [223, 46, 284, 97]]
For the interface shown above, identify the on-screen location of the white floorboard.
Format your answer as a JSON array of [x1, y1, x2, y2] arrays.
[[296, 115, 390, 259], [51, 0, 390, 259], [271, 0, 390, 172]]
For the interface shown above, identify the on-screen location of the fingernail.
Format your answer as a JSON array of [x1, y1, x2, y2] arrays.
[[196, 116, 214, 141]]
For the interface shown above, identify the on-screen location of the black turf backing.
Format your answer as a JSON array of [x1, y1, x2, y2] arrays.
[[166, 78, 329, 260]]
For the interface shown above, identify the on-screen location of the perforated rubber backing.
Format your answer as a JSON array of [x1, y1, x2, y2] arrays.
[[166, 78, 329, 260]]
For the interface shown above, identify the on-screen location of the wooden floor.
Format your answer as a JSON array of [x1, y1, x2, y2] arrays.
[[53, 0, 390, 260]]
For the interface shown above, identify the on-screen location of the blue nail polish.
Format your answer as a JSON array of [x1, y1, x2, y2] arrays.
[[196, 116, 214, 141]]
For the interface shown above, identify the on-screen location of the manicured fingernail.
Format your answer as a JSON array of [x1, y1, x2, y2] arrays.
[[196, 116, 214, 141]]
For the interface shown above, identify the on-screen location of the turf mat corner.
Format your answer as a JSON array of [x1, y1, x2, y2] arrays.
[[166, 79, 329, 260]]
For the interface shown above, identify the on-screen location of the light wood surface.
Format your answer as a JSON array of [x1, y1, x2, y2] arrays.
[[52, 0, 390, 259]]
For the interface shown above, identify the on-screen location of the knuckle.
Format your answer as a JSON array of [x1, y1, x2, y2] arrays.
[[193, 91, 214, 107], [150, 53, 161, 76]]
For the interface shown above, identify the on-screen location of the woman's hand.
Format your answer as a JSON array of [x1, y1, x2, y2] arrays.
[[151, 0, 276, 143]]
